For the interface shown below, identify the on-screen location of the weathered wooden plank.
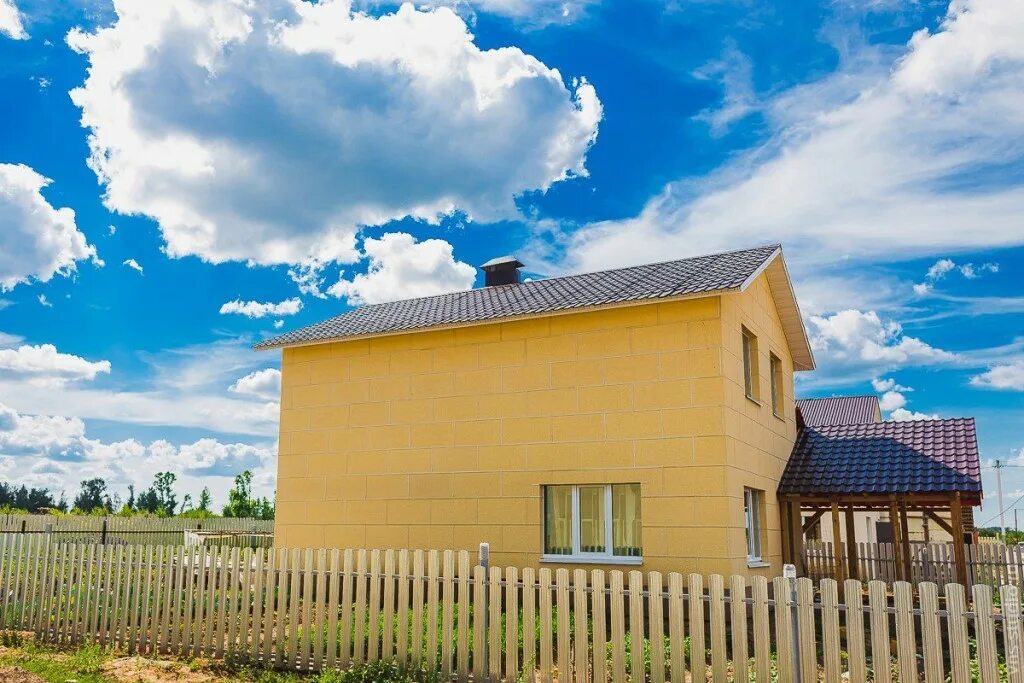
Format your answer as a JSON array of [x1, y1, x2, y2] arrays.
[[894, 581, 917, 683], [708, 574, 727, 682], [609, 570, 626, 683], [844, 578, 866, 683], [973, 584, 998, 683], [821, 578, 841, 683], [868, 580, 891, 683], [649, 571, 666, 683], [688, 573, 705, 680]]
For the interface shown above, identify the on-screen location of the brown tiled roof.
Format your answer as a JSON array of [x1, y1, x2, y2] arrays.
[[256, 245, 788, 350], [779, 418, 982, 502], [795, 395, 881, 426]]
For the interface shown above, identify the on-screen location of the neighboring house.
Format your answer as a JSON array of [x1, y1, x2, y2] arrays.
[[792, 396, 974, 546], [258, 244, 982, 579]]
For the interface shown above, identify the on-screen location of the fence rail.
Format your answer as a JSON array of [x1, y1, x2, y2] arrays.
[[804, 540, 1024, 587], [1, 534, 1021, 681], [0, 514, 274, 547]]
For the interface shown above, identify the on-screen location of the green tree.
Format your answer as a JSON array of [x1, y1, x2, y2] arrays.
[[222, 471, 273, 519], [72, 478, 110, 514], [197, 487, 212, 513]]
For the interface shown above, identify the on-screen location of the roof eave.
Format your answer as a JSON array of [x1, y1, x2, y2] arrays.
[[739, 247, 816, 371]]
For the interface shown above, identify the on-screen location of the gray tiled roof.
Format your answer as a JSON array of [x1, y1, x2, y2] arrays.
[[779, 418, 982, 502], [256, 244, 781, 350], [796, 395, 881, 426]]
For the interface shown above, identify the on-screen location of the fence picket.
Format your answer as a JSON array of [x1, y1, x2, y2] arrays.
[[473, 565, 488, 682], [426, 550, 440, 671], [708, 574, 726, 682], [974, 584, 999, 683], [894, 581, 917, 683], [1001, 585, 1024, 683], [919, 582, 944, 683], [796, 577, 817, 682], [353, 549, 368, 665], [572, 569, 588, 683], [326, 548, 341, 669], [410, 550, 424, 667], [557, 568, 572, 683], [489, 566, 502, 679], [687, 574, 705, 679], [773, 577, 794, 683], [368, 549, 382, 664], [441, 550, 454, 679], [751, 576, 770, 683], [844, 578, 866, 683], [340, 548, 355, 666], [455, 552, 469, 680], [821, 579, 841, 683], [383, 549, 397, 663], [869, 580, 892, 683], [539, 567, 554, 683], [649, 571, 666, 683], [313, 548, 327, 671], [522, 567, 537, 682], [506, 566, 520, 682], [609, 570, 626, 683], [302, 547, 316, 669]]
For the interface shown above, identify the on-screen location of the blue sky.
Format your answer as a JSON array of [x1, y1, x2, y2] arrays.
[[0, 0, 1022, 523]]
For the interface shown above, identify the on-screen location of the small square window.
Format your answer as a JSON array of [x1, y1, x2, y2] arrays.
[[770, 353, 783, 417], [542, 484, 642, 562], [742, 327, 760, 401], [744, 488, 764, 562]]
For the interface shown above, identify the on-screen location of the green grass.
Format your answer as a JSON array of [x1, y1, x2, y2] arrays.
[[0, 639, 109, 683]]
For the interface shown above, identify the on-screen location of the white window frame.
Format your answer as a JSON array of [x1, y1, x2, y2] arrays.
[[541, 484, 643, 565], [742, 327, 759, 402], [744, 488, 765, 565], [769, 352, 783, 417]]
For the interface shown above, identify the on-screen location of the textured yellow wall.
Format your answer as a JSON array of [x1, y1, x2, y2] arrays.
[[719, 273, 798, 576], [275, 273, 797, 576]]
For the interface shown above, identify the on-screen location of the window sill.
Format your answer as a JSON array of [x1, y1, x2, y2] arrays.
[[747, 560, 771, 569], [541, 554, 644, 566]]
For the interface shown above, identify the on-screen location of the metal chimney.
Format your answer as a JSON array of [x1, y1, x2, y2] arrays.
[[480, 255, 524, 287]]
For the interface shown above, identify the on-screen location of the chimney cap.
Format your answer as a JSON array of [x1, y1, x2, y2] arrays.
[[480, 255, 524, 270]]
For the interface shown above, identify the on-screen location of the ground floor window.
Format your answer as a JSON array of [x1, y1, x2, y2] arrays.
[[543, 483, 642, 562], [744, 488, 764, 563]]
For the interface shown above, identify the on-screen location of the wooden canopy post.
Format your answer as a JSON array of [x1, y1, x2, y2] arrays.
[[898, 498, 913, 582], [889, 498, 905, 582], [831, 502, 845, 586], [780, 498, 792, 565], [951, 492, 968, 588], [844, 506, 858, 581], [791, 498, 805, 575]]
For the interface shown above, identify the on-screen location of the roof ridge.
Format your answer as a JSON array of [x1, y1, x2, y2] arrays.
[[796, 394, 877, 402]]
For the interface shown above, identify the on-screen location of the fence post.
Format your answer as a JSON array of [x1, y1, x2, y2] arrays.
[[784, 564, 802, 683], [100, 519, 107, 545], [479, 542, 489, 681]]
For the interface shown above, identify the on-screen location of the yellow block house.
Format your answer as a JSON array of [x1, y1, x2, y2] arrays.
[[258, 245, 815, 576]]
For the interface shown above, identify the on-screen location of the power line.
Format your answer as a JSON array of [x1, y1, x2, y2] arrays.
[[978, 491, 1024, 529]]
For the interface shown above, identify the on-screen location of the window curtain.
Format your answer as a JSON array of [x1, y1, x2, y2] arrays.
[[544, 486, 573, 555], [612, 483, 642, 556], [579, 486, 605, 552]]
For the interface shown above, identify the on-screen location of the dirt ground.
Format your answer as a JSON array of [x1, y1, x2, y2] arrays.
[[0, 667, 48, 683]]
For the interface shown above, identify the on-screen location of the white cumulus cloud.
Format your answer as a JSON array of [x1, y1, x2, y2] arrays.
[[327, 232, 476, 305], [808, 309, 957, 370], [229, 368, 282, 401], [0, 163, 98, 291], [122, 258, 143, 274], [0, 401, 275, 500], [0, 0, 27, 40], [551, 0, 1024, 275], [67, 0, 601, 272], [971, 360, 1024, 391], [0, 344, 111, 386], [220, 298, 302, 319]]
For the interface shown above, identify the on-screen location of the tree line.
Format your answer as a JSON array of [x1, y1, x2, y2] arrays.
[[0, 470, 274, 520]]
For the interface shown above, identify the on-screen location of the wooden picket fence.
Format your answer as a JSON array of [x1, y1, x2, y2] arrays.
[[0, 514, 274, 547], [804, 540, 1024, 587], [2, 534, 1022, 681]]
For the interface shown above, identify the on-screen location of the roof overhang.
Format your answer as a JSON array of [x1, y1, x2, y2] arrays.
[[738, 247, 816, 371]]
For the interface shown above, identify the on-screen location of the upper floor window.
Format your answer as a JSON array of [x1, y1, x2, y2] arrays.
[[770, 353, 783, 417], [742, 327, 759, 401], [543, 483, 642, 563], [744, 488, 764, 563]]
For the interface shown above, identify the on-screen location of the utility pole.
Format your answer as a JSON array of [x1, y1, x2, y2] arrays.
[[1016, 507, 1019, 535], [996, 459, 1006, 540]]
